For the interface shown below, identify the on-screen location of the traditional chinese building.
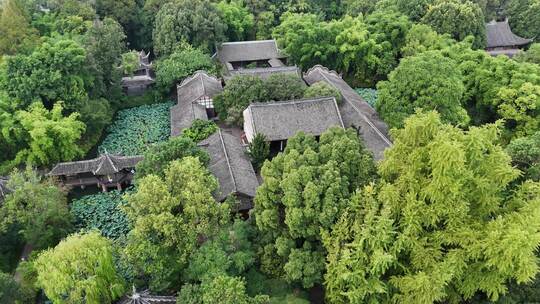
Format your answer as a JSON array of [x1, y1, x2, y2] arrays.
[[47, 153, 143, 191], [243, 97, 345, 151], [199, 129, 259, 211], [121, 50, 155, 96], [170, 71, 223, 137], [304, 65, 392, 160], [485, 19, 532, 57]]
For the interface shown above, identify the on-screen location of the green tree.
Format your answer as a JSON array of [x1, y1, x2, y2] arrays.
[[401, 23, 455, 57], [0, 272, 22, 304], [0, 39, 88, 110], [0, 0, 38, 56], [35, 231, 125, 304], [77, 98, 113, 152], [507, 0, 540, 43], [303, 81, 342, 102], [507, 132, 540, 182], [153, 0, 226, 56], [0, 167, 72, 249], [262, 73, 306, 101], [154, 44, 216, 93], [376, 50, 469, 128], [83, 17, 127, 100], [214, 75, 266, 125], [216, 1, 255, 41], [422, 0, 486, 49], [135, 136, 209, 179], [95, 0, 137, 28], [324, 111, 540, 303], [515, 43, 540, 65], [182, 119, 218, 142], [124, 157, 230, 291], [247, 133, 270, 170], [179, 275, 269, 304], [254, 128, 376, 288], [4, 102, 85, 169], [121, 51, 139, 77]]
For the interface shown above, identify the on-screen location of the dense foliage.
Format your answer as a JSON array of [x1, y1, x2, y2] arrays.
[[303, 81, 342, 103], [247, 133, 270, 170], [324, 111, 540, 303], [182, 119, 218, 142], [99, 102, 172, 156], [355, 88, 378, 107], [71, 190, 131, 239], [35, 231, 126, 304], [254, 128, 376, 287], [0, 168, 72, 249]]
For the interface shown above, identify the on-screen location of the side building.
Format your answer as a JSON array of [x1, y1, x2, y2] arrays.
[[243, 97, 345, 151], [485, 19, 532, 57], [303, 65, 392, 160], [121, 50, 155, 96], [199, 129, 259, 212], [48, 153, 143, 191]]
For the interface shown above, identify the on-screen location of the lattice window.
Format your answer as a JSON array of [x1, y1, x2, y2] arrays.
[[197, 96, 214, 109]]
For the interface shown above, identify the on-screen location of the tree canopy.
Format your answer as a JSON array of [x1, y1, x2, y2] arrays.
[[324, 111, 540, 303]]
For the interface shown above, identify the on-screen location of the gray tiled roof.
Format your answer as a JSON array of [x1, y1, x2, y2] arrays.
[[303, 65, 391, 161], [177, 71, 223, 104], [486, 19, 532, 48], [216, 40, 286, 64], [48, 154, 143, 176], [199, 129, 258, 207], [170, 71, 221, 137], [244, 97, 345, 142], [225, 66, 301, 82]]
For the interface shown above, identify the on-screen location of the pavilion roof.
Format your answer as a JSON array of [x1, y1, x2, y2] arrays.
[[303, 65, 391, 161], [486, 19, 532, 48], [243, 97, 344, 142], [48, 154, 143, 176], [117, 288, 176, 304], [199, 129, 259, 207], [177, 71, 223, 104]]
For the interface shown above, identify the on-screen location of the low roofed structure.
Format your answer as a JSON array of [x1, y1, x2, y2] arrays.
[[121, 50, 155, 96], [486, 19, 532, 57], [243, 97, 344, 143], [117, 288, 176, 304], [48, 153, 143, 191], [303, 65, 391, 160], [215, 40, 287, 69], [199, 129, 259, 210], [170, 71, 223, 137]]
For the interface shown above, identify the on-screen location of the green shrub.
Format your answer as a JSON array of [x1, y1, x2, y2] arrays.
[[183, 119, 218, 142], [99, 102, 172, 156], [304, 81, 342, 103], [70, 190, 131, 239], [248, 133, 269, 170]]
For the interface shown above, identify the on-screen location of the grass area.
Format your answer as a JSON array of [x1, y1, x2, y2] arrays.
[[99, 102, 173, 156]]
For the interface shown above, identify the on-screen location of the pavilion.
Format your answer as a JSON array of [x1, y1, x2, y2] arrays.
[[170, 71, 223, 137], [121, 50, 155, 96], [485, 19, 532, 57], [48, 153, 143, 191]]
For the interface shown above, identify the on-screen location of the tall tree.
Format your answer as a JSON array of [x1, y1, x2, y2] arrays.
[[35, 231, 126, 304], [254, 128, 376, 288], [0, 167, 72, 249], [507, 132, 540, 182], [507, 0, 540, 43], [0, 0, 38, 56], [422, 0, 486, 48], [376, 50, 469, 128], [124, 157, 230, 291], [216, 0, 255, 41], [153, 0, 226, 57], [324, 111, 540, 303]]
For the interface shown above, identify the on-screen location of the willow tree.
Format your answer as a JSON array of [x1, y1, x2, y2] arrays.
[[324, 111, 540, 304], [254, 127, 376, 288], [35, 231, 125, 304]]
